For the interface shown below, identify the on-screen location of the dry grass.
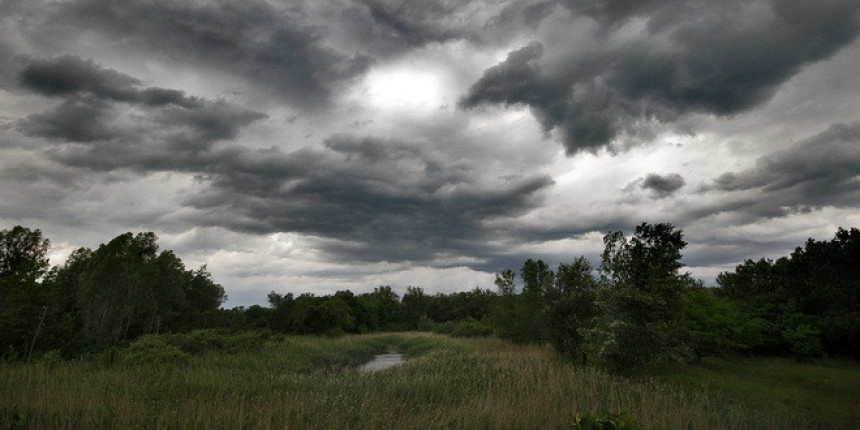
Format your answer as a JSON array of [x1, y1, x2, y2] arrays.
[[1, 333, 816, 429]]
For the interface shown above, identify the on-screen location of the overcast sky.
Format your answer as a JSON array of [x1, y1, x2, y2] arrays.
[[2, 0, 859, 307]]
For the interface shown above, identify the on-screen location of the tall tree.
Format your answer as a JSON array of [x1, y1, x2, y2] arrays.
[[0, 226, 51, 360], [548, 257, 597, 363], [69, 232, 225, 345], [593, 223, 690, 374]]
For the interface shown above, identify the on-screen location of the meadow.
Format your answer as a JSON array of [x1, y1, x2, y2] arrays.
[[1, 332, 852, 429], [655, 356, 860, 429]]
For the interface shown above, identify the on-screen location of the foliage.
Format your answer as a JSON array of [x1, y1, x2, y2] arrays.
[[0, 226, 52, 361], [1, 226, 227, 360], [433, 317, 494, 337], [4, 221, 859, 372], [591, 223, 691, 374], [572, 410, 640, 430], [548, 257, 598, 362], [160, 329, 271, 355], [679, 285, 757, 357], [490, 261, 552, 344], [123, 335, 189, 366], [717, 227, 860, 358]]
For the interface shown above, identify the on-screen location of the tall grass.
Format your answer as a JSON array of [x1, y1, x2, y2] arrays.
[[0, 333, 825, 429], [656, 355, 860, 429]]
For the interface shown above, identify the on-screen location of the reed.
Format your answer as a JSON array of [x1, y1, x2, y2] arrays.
[[0, 333, 827, 429]]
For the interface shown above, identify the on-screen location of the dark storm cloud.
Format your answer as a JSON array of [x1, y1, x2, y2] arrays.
[[461, 0, 860, 154], [183, 136, 555, 264], [354, 0, 472, 49], [19, 97, 114, 143], [18, 55, 140, 101], [637, 173, 685, 199], [10, 55, 555, 265], [700, 121, 860, 221], [51, 0, 372, 108], [15, 56, 266, 169], [559, 0, 680, 28]]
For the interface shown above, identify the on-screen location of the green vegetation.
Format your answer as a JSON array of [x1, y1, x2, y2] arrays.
[[0, 333, 828, 429], [656, 356, 860, 429], [2, 223, 859, 427]]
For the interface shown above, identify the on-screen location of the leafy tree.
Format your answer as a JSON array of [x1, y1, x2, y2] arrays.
[[364, 286, 403, 330], [521, 259, 554, 295], [0, 226, 51, 360], [291, 294, 355, 335], [66, 232, 225, 345], [679, 281, 758, 357], [268, 291, 295, 332], [717, 227, 860, 359], [592, 223, 690, 374], [402, 286, 428, 329], [494, 269, 516, 296], [548, 257, 597, 363], [491, 260, 553, 344], [334, 290, 378, 333]]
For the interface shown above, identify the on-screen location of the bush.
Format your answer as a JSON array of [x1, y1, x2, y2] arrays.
[[161, 329, 272, 355], [123, 335, 189, 366], [450, 318, 494, 337]]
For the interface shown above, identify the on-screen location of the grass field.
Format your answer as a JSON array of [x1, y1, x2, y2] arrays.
[[655, 355, 860, 429], [0, 333, 849, 429]]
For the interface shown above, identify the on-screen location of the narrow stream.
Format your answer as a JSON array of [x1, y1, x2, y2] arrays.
[[358, 352, 404, 373]]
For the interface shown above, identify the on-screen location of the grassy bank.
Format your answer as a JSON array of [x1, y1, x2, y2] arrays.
[[0, 333, 832, 429], [655, 356, 860, 429]]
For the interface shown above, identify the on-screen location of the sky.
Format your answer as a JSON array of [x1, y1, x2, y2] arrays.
[[1, 0, 859, 307]]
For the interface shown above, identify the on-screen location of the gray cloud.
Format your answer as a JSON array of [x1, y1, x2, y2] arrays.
[[461, 0, 860, 154], [19, 97, 115, 143], [11, 56, 556, 265], [638, 173, 685, 199], [49, 0, 373, 109], [15, 56, 266, 168], [18, 55, 140, 101], [698, 121, 860, 221], [2, 0, 859, 302], [183, 136, 555, 264], [354, 0, 473, 50]]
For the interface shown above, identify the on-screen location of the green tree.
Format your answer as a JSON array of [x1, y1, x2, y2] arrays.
[[0, 226, 51, 360], [717, 227, 860, 359], [67, 232, 225, 345], [593, 223, 691, 374], [364, 286, 403, 330], [268, 291, 295, 332], [491, 260, 553, 344], [291, 294, 355, 335], [494, 269, 516, 296], [548, 257, 597, 363], [402, 286, 428, 329]]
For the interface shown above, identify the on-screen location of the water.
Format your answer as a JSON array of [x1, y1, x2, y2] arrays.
[[358, 352, 404, 373]]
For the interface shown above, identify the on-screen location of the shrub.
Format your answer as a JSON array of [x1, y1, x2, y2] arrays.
[[160, 329, 272, 355], [450, 318, 494, 337], [123, 335, 188, 366]]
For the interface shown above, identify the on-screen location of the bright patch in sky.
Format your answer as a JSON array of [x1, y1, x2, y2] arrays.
[[365, 66, 444, 112]]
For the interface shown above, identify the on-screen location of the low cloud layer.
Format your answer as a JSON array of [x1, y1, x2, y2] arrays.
[[700, 121, 860, 221]]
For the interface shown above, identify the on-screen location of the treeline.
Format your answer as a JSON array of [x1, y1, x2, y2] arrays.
[[2, 224, 858, 373], [0, 227, 226, 361], [0, 225, 496, 361], [487, 224, 860, 374]]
